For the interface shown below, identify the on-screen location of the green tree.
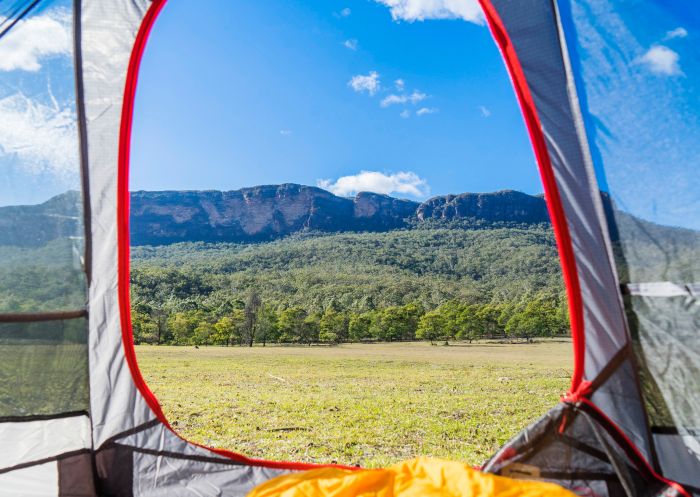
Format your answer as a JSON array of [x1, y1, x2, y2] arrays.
[[131, 310, 157, 345], [302, 312, 321, 345], [319, 308, 346, 344], [348, 312, 372, 341], [373, 306, 412, 342], [255, 304, 279, 346], [193, 320, 214, 345], [277, 308, 307, 343], [212, 312, 244, 346], [416, 310, 447, 344], [167, 312, 198, 345], [476, 304, 505, 339], [505, 296, 564, 340], [455, 304, 482, 342]]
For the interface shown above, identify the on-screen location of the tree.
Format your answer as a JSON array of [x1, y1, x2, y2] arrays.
[[319, 308, 346, 344], [131, 310, 158, 344], [255, 304, 279, 346], [277, 308, 307, 343], [505, 296, 564, 340], [373, 306, 415, 342], [455, 304, 482, 342], [348, 313, 372, 341], [399, 302, 423, 340], [302, 312, 321, 345], [435, 301, 461, 342], [212, 312, 244, 346], [416, 310, 447, 344], [167, 311, 199, 345], [476, 304, 505, 339], [242, 290, 262, 347], [193, 320, 214, 345]]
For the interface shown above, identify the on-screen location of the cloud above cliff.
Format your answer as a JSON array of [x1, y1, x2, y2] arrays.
[[318, 170, 430, 197], [373, 0, 483, 23]]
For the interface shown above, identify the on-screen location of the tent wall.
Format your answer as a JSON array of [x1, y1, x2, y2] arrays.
[[0, 0, 695, 495], [480, 0, 653, 458], [81, 0, 155, 448], [480, 0, 696, 495], [558, 1, 700, 490]]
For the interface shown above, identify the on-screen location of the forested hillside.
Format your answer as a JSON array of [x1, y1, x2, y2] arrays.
[[0, 186, 576, 345], [130, 224, 570, 346], [5, 186, 696, 347]]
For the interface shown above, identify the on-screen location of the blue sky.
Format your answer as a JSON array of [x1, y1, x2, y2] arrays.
[[0, 0, 697, 231], [129, 0, 538, 200], [0, 0, 77, 206], [563, 0, 700, 230]]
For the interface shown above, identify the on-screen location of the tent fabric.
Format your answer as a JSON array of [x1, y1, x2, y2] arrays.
[[0, 0, 696, 495], [81, 0, 156, 448], [246, 457, 578, 497], [557, 1, 700, 490]]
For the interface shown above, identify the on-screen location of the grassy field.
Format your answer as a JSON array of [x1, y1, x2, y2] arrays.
[[136, 341, 571, 468]]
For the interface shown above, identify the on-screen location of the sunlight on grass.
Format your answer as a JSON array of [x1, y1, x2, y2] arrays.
[[137, 340, 571, 468]]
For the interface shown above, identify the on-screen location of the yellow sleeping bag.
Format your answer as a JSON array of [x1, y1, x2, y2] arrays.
[[247, 457, 577, 497]]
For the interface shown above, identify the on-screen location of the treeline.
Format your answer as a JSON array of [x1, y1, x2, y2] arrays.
[[131, 291, 569, 346], [128, 226, 570, 345]]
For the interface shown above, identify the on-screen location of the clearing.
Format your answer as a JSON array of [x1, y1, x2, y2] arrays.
[[136, 340, 571, 468]]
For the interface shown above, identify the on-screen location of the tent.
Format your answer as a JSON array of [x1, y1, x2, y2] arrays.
[[0, 0, 697, 495]]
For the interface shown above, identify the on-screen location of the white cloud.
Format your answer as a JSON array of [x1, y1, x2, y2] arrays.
[[479, 105, 491, 117], [381, 94, 407, 107], [318, 170, 429, 197], [380, 90, 427, 107], [416, 107, 438, 116], [348, 71, 380, 95], [664, 27, 688, 40], [400, 109, 411, 119], [280, 129, 292, 136], [374, 0, 484, 24], [408, 90, 427, 104], [0, 92, 78, 177], [343, 39, 358, 50], [636, 45, 682, 76], [334, 7, 352, 18], [0, 9, 71, 72], [395, 79, 405, 91]]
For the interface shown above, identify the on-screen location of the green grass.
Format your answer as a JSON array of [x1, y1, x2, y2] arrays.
[[136, 341, 571, 468]]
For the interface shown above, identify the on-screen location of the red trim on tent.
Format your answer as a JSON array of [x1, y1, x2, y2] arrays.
[[578, 399, 691, 497], [466, 6, 687, 494], [477, 0, 586, 394], [117, 0, 170, 429], [116, 0, 356, 473]]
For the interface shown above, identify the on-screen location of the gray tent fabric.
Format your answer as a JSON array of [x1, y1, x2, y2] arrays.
[[480, 0, 654, 462], [479, 0, 697, 495], [0, 0, 696, 495]]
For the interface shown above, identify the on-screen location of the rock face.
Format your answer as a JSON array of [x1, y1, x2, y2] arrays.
[[416, 190, 549, 225], [0, 185, 551, 246], [130, 184, 420, 245], [0, 191, 83, 247]]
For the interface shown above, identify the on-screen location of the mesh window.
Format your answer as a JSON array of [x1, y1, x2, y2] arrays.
[[0, 0, 86, 313], [562, 0, 700, 481], [0, 318, 89, 418]]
